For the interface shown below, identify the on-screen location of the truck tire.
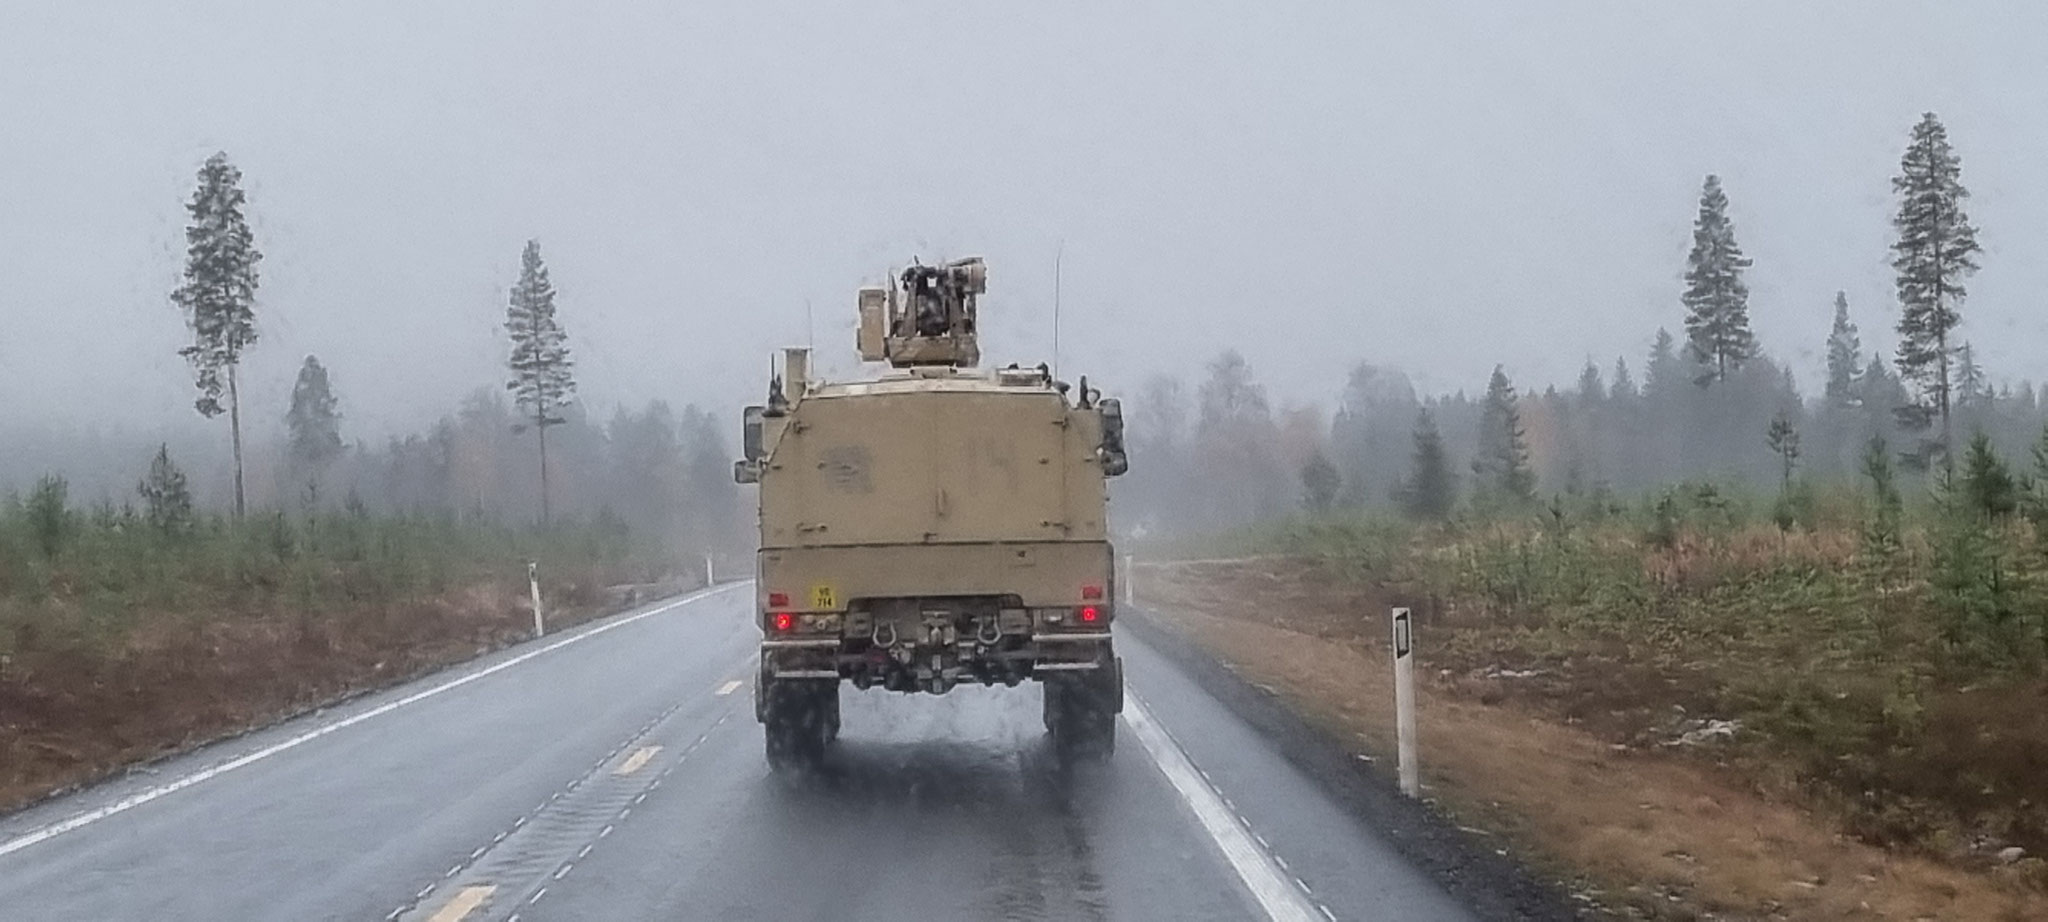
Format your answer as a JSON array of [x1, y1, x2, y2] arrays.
[[762, 679, 837, 771], [1044, 654, 1120, 761]]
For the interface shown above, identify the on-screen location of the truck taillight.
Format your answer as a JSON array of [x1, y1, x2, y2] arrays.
[[1081, 585, 1103, 600], [772, 612, 794, 631], [767, 591, 790, 607], [1079, 606, 1100, 623]]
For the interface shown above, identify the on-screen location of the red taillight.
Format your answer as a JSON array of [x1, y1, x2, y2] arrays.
[[772, 612, 794, 631], [1079, 606, 1100, 623], [767, 591, 790, 607], [1081, 585, 1104, 600]]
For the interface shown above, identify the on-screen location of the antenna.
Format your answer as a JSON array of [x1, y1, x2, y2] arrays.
[[805, 298, 815, 351], [1052, 242, 1063, 381]]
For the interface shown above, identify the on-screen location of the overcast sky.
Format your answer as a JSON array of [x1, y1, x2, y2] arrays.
[[4, 1, 2046, 439]]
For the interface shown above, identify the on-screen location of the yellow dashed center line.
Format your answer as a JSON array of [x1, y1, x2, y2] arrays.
[[714, 679, 743, 697], [426, 885, 494, 922], [614, 745, 662, 775]]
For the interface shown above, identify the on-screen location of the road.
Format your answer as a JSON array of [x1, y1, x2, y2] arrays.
[[0, 584, 1475, 921]]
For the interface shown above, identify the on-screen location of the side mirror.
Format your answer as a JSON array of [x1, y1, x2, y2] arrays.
[[1098, 398, 1128, 477], [742, 405, 765, 462], [733, 460, 759, 484]]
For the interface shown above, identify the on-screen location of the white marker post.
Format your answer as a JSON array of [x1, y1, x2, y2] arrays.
[[1123, 553, 1135, 605], [1391, 606, 1418, 797], [528, 560, 545, 639], [704, 553, 715, 587]]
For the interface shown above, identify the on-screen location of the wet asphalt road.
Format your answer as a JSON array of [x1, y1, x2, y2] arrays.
[[0, 584, 1474, 921]]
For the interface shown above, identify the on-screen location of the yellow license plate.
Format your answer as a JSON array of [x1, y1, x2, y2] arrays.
[[809, 584, 838, 609]]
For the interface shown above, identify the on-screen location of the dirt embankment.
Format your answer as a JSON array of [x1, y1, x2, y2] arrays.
[[1137, 558, 2048, 922], [0, 577, 674, 814]]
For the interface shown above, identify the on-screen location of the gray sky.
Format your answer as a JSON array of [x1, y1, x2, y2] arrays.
[[4, 1, 2046, 439]]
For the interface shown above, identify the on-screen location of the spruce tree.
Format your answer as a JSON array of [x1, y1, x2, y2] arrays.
[[1645, 328, 1684, 399], [1891, 112, 1982, 462], [1824, 291, 1861, 408], [286, 355, 344, 491], [1576, 359, 1603, 407], [1472, 366, 1535, 504], [1609, 357, 1637, 401], [505, 239, 577, 525], [1681, 175, 1756, 386], [1953, 342, 1989, 410], [173, 152, 261, 519], [1957, 432, 2016, 521], [137, 443, 194, 537], [1401, 407, 1456, 520]]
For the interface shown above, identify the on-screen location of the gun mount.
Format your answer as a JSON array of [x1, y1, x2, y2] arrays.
[[857, 256, 986, 368]]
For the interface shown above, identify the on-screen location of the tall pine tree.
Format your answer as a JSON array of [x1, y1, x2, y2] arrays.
[[1824, 291, 1861, 408], [173, 152, 262, 519], [1891, 112, 1982, 462], [1681, 174, 1756, 386], [1400, 407, 1456, 520], [1472, 366, 1535, 504], [285, 355, 344, 493], [505, 239, 577, 525]]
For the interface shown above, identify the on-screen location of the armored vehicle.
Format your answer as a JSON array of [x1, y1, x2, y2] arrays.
[[735, 257, 1129, 769]]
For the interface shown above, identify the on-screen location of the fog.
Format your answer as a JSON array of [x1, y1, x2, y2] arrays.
[[4, 2, 2047, 500]]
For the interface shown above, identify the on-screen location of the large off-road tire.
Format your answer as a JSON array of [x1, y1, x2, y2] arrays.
[[1044, 654, 1122, 761], [761, 678, 837, 771]]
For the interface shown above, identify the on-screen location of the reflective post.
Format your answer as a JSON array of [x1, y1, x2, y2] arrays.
[[1392, 607, 1418, 797], [529, 560, 545, 639], [705, 553, 715, 587], [1123, 554, 1135, 605]]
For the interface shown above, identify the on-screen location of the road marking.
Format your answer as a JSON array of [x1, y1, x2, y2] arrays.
[[426, 885, 494, 922], [1123, 693, 1326, 922], [715, 679, 743, 696], [613, 745, 662, 776], [0, 581, 748, 859]]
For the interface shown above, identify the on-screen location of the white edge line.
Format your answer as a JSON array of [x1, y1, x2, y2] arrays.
[[0, 581, 748, 859], [1123, 693, 1327, 922]]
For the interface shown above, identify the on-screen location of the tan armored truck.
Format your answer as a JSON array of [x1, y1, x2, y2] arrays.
[[735, 257, 1129, 769]]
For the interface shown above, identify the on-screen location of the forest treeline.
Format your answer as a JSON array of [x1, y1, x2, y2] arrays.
[[1117, 112, 2037, 536]]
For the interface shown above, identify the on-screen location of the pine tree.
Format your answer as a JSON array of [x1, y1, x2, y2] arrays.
[[1299, 450, 1340, 514], [286, 355, 344, 492], [1472, 366, 1535, 504], [1401, 407, 1456, 520], [137, 443, 194, 537], [173, 152, 262, 519], [504, 239, 577, 525], [1891, 112, 1983, 462], [1824, 291, 1861, 408], [1681, 175, 1756, 386], [1609, 357, 1637, 401], [1766, 410, 1801, 487]]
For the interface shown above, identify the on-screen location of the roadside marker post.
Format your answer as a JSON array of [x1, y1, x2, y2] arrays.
[[1392, 607, 1418, 797], [529, 561, 545, 639], [1123, 554, 1135, 605], [705, 554, 715, 587]]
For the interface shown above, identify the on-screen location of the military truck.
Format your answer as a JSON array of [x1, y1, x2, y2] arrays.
[[735, 257, 1129, 769]]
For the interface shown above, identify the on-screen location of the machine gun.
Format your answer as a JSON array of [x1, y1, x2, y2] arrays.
[[857, 257, 986, 368]]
